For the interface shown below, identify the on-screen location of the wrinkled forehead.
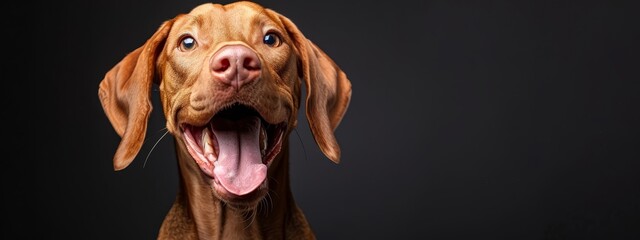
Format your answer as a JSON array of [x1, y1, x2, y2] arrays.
[[171, 2, 281, 38], [191, 2, 265, 20]]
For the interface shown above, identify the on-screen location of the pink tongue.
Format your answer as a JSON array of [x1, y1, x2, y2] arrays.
[[211, 116, 266, 196]]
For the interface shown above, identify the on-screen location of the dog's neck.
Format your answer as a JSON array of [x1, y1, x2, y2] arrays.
[[158, 138, 315, 239]]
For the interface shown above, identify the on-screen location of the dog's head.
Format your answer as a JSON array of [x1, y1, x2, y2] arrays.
[[98, 1, 351, 205]]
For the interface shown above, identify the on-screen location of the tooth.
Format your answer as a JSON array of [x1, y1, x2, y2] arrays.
[[260, 125, 267, 156], [201, 128, 207, 148], [203, 128, 217, 162]]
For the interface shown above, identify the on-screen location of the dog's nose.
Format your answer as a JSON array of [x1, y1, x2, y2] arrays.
[[211, 45, 261, 90]]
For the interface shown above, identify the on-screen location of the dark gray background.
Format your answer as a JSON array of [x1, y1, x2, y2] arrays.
[[6, 0, 640, 239]]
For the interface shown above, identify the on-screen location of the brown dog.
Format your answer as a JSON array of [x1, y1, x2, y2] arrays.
[[98, 1, 351, 239]]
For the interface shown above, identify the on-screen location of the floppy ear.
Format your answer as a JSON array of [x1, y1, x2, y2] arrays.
[[277, 14, 352, 164], [98, 20, 173, 171]]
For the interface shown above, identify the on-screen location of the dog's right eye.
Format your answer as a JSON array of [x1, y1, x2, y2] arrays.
[[179, 36, 197, 51]]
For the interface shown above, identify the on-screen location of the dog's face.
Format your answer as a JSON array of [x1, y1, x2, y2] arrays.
[[99, 1, 351, 206], [160, 3, 300, 204]]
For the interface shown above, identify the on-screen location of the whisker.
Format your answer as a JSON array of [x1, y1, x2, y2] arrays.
[[243, 207, 258, 230], [257, 193, 270, 216], [293, 128, 309, 162], [259, 197, 267, 215], [250, 208, 257, 226], [143, 128, 170, 168], [265, 190, 274, 213], [270, 176, 280, 185], [266, 186, 279, 214]]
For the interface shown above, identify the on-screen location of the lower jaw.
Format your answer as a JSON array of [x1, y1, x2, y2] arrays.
[[206, 176, 268, 207]]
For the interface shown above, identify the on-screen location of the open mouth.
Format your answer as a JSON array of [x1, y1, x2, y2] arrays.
[[182, 104, 286, 196]]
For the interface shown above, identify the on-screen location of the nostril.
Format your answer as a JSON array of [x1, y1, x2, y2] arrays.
[[213, 58, 231, 72], [243, 57, 261, 71]]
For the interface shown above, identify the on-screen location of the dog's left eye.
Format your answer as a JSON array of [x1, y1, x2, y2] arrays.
[[179, 36, 197, 51], [263, 33, 281, 47]]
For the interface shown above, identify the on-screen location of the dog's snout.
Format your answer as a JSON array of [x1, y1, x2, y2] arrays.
[[211, 45, 261, 90]]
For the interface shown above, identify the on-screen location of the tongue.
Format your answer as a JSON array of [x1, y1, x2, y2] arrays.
[[211, 116, 266, 196]]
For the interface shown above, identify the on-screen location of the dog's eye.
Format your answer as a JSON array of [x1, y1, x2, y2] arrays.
[[179, 36, 197, 51], [263, 33, 281, 47]]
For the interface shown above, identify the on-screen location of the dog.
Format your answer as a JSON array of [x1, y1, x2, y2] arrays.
[[98, 1, 351, 239]]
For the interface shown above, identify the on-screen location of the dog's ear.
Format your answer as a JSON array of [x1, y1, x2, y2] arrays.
[[276, 13, 352, 164], [98, 20, 173, 171]]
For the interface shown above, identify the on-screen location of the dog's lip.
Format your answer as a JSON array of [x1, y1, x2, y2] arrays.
[[177, 103, 287, 132], [180, 104, 286, 196]]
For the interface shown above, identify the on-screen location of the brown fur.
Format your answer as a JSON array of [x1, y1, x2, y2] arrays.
[[98, 1, 351, 239]]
